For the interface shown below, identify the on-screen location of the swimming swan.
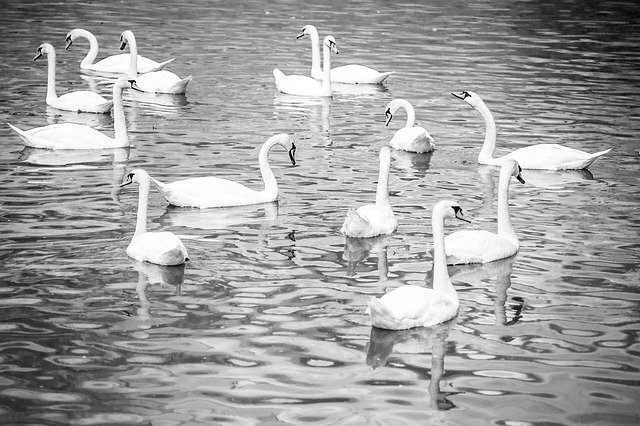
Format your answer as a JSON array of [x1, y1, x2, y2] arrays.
[[8, 77, 132, 149], [385, 99, 435, 153], [120, 30, 192, 95], [65, 28, 174, 74], [340, 147, 398, 238], [445, 160, 525, 264], [297, 25, 394, 85], [453, 90, 611, 170], [273, 35, 338, 97], [34, 43, 113, 114], [148, 134, 296, 208], [367, 200, 468, 330], [120, 169, 189, 266]]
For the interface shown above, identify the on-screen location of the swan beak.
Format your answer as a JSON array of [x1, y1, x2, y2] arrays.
[[296, 32, 306, 39], [33, 52, 43, 61], [516, 174, 525, 184], [288, 142, 297, 166], [65, 36, 73, 50], [120, 175, 134, 187], [451, 91, 465, 100], [128, 79, 143, 92], [120, 41, 127, 51], [453, 206, 471, 223], [384, 109, 393, 127]]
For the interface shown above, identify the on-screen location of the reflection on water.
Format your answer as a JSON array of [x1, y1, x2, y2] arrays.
[[0, 0, 639, 424]]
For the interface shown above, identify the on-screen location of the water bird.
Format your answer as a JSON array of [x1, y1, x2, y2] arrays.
[[273, 35, 338, 97], [120, 30, 192, 94], [367, 200, 468, 330], [445, 160, 525, 264], [340, 147, 398, 238], [120, 169, 189, 266], [8, 77, 132, 149], [297, 24, 394, 84], [452, 90, 611, 170], [147, 134, 296, 208], [65, 28, 174, 74], [384, 98, 435, 153], [33, 43, 113, 114]]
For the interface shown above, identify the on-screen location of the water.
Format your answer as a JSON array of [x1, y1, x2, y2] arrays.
[[1, 0, 639, 424]]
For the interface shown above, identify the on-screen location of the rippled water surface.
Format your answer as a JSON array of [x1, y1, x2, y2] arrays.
[[1, 0, 639, 424]]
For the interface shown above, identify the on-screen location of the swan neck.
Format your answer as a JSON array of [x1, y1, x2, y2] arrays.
[[432, 212, 454, 295], [375, 153, 391, 206], [126, 35, 139, 79], [112, 84, 129, 146], [134, 176, 150, 237], [80, 29, 99, 66], [322, 42, 331, 91], [45, 49, 58, 102], [497, 170, 518, 248], [259, 139, 278, 198], [401, 100, 416, 128], [309, 29, 321, 77], [477, 101, 497, 163]]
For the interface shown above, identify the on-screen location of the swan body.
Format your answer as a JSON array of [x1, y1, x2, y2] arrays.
[[340, 147, 398, 238], [367, 200, 467, 330], [34, 43, 112, 114], [298, 25, 394, 84], [149, 134, 296, 208], [445, 160, 525, 264], [65, 28, 174, 74], [120, 169, 188, 266], [385, 99, 435, 153], [274, 35, 338, 97], [120, 30, 191, 94], [8, 77, 132, 149], [453, 90, 611, 170]]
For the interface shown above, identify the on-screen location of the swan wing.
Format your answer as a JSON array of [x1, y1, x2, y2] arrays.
[[341, 204, 397, 238], [8, 122, 116, 150], [90, 54, 168, 74], [54, 91, 113, 113], [445, 230, 517, 264], [158, 176, 266, 208], [504, 144, 611, 170], [389, 127, 435, 153], [127, 231, 188, 266], [330, 65, 394, 84], [273, 70, 325, 97], [136, 70, 191, 94]]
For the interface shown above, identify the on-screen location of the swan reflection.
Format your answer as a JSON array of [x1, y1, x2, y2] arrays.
[[342, 234, 391, 278], [45, 105, 114, 128], [273, 94, 331, 135], [391, 149, 434, 174], [126, 90, 189, 116], [158, 202, 278, 230], [365, 319, 457, 410]]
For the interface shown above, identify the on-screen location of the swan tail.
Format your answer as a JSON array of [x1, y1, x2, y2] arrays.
[[373, 71, 395, 84], [147, 58, 175, 73], [560, 148, 612, 170], [340, 208, 370, 237], [367, 297, 403, 330], [273, 68, 285, 81], [168, 75, 192, 94], [96, 100, 114, 113], [148, 175, 168, 193], [7, 123, 33, 147]]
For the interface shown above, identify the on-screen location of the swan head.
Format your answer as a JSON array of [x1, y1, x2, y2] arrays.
[[119, 30, 135, 51], [452, 90, 483, 109], [433, 200, 471, 223], [34, 43, 53, 61], [65, 29, 82, 50], [120, 169, 150, 187], [503, 159, 525, 184], [323, 36, 339, 54], [384, 99, 407, 126], [296, 24, 318, 39], [270, 134, 297, 166]]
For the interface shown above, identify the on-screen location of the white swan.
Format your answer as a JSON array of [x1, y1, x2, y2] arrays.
[[340, 147, 398, 238], [453, 90, 611, 170], [298, 25, 394, 85], [367, 200, 468, 330], [8, 77, 132, 149], [65, 28, 174, 74], [445, 160, 525, 264], [34, 43, 113, 114], [120, 30, 192, 95], [384, 99, 435, 153], [273, 35, 338, 97], [147, 134, 296, 208], [120, 169, 188, 266]]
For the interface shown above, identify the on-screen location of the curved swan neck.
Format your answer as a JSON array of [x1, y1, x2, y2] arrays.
[[432, 209, 454, 295], [398, 100, 416, 128], [497, 168, 518, 248], [134, 174, 150, 237], [44, 48, 58, 103], [308, 27, 321, 78], [258, 137, 280, 197], [77, 29, 99, 67], [321, 40, 332, 91], [124, 32, 139, 79], [375, 149, 391, 206], [476, 100, 497, 164], [112, 83, 129, 146]]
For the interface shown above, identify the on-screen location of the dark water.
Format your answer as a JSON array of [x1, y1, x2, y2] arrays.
[[1, 0, 639, 424]]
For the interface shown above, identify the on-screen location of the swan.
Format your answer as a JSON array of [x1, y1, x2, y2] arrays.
[[8, 77, 132, 149], [384, 99, 435, 153], [445, 160, 525, 264], [120, 169, 188, 266], [65, 28, 174, 74], [297, 25, 394, 85], [273, 35, 338, 97], [34, 43, 113, 114], [340, 147, 398, 238], [367, 200, 468, 330], [147, 134, 296, 208], [120, 30, 192, 95], [453, 90, 611, 170]]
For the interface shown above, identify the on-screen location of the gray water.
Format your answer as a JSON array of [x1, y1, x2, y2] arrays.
[[1, 0, 639, 424]]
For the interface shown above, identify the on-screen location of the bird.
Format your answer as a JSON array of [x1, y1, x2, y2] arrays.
[[146, 134, 296, 208], [65, 28, 174, 74], [8, 77, 132, 149], [452, 90, 611, 170], [274, 35, 338, 97], [366, 200, 469, 330], [120, 30, 192, 95], [34, 43, 112, 113], [297, 24, 394, 84], [120, 169, 189, 266], [445, 159, 525, 264], [340, 147, 398, 238], [384, 98, 435, 153]]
